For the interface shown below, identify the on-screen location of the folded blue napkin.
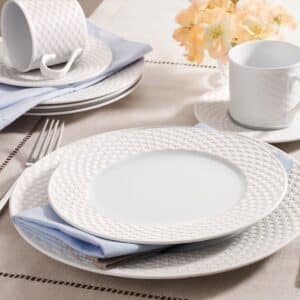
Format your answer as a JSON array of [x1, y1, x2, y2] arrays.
[[0, 21, 152, 129], [13, 205, 161, 258], [12, 125, 293, 259]]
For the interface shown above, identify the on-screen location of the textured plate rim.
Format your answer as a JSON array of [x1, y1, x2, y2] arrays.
[[48, 128, 288, 245]]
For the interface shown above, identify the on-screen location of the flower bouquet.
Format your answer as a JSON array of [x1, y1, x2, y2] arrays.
[[173, 0, 297, 64]]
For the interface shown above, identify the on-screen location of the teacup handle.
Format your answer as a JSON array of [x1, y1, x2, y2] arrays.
[[40, 48, 83, 79], [287, 72, 300, 114]]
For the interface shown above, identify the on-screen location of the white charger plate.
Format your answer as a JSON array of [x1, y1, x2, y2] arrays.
[[26, 78, 141, 116], [195, 101, 300, 144], [0, 37, 112, 87], [48, 128, 287, 245], [10, 130, 300, 279], [40, 59, 144, 106]]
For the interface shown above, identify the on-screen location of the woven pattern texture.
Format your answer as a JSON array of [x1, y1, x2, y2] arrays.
[[9, 130, 299, 278]]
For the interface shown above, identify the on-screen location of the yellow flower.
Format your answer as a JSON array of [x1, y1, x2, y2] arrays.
[[173, 27, 190, 45], [234, 11, 274, 43], [271, 6, 297, 30], [174, 25, 205, 63], [186, 38, 205, 62], [234, 0, 287, 42], [207, 0, 235, 12], [244, 17, 274, 39], [191, 0, 236, 12], [173, 22, 202, 45], [176, 5, 200, 27], [174, 4, 206, 63], [204, 13, 232, 60]]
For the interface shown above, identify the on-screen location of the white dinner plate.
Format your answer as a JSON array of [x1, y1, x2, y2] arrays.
[[0, 37, 112, 87], [26, 78, 141, 116], [33, 76, 142, 110], [10, 129, 300, 279], [39, 59, 144, 106], [195, 100, 300, 143], [48, 127, 287, 245]]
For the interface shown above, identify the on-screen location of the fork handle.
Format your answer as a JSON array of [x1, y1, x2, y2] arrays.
[[0, 182, 16, 213]]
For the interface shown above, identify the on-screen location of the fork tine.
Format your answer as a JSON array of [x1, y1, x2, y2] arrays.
[[36, 119, 56, 160], [27, 118, 49, 164], [46, 120, 60, 155], [26, 118, 64, 166], [52, 121, 65, 151]]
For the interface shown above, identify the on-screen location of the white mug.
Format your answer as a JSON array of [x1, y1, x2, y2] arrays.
[[229, 40, 300, 129], [1, 0, 88, 79]]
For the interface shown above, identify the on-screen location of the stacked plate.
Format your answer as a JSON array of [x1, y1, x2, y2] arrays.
[[10, 127, 300, 279], [27, 59, 144, 116], [0, 36, 144, 116]]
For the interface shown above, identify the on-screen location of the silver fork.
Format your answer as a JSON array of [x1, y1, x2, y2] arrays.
[[0, 118, 64, 213]]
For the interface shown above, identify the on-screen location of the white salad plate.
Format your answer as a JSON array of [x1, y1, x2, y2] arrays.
[[195, 101, 300, 144], [26, 78, 141, 116], [49, 127, 287, 245], [10, 129, 300, 279], [0, 37, 112, 87], [40, 59, 144, 106]]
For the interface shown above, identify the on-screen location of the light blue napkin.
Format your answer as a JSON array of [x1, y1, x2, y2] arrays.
[[12, 124, 293, 259], [0, 20, 152, 129], [13, 205, 161, 258]]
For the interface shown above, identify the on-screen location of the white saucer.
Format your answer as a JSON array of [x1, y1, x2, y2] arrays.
[[0, 37, 112, 87], [10, 130, 300, 279], [195, 100, 300, 143], [26, 78, 141, 116]]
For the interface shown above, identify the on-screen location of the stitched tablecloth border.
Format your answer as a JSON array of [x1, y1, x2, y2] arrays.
[[0, 118, 43, 173], [145, 60, 216, 69], [0, 272, 190, 300]]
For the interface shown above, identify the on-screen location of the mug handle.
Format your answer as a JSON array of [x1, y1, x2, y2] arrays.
[[40, 48, 83, 79], [287, 72, 300, 115]]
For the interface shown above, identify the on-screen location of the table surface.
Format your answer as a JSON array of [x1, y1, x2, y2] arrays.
[[1, 1, 300, 299]]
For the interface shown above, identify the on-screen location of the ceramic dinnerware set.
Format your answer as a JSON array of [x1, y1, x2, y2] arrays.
[[10, 125, 300, 279], [0, 0, 147, 118], [195, 40, 300, 143], [3, 0, 300, 281]]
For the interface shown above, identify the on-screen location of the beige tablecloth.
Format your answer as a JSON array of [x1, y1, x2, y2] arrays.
[[1, 1, 300, 299]]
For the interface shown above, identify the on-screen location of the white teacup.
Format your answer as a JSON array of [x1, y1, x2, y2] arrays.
[[1, 0, 88, 79], [229, 40, 300, 129]]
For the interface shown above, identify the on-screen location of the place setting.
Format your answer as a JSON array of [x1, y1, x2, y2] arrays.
[[2, 0, 300, 296], [0, 0, 147, 127], [8, 119, 300, 279]]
